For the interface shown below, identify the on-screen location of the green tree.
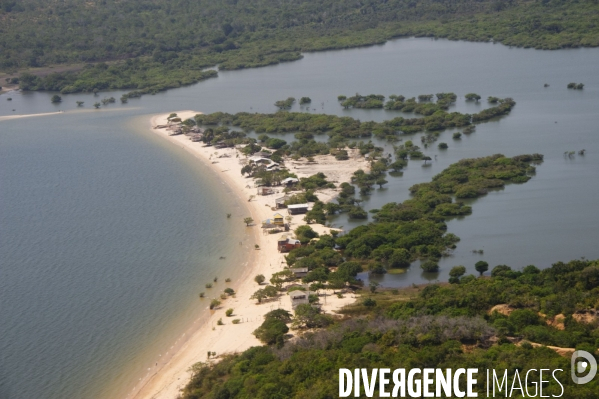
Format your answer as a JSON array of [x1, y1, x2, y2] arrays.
[[253, 317, 289, 345], [389, 159, 407, 172], [264, 309, 292, 322], [421, 260, 439, 272], [254, 274, 265, 285], [369, 281, 379, 293], [375, 177, 388, 188], [449, 265, 466, 278], [465, 93, 481, 102], [251, 288, 267, 303], [475, 260, 489, 276], [294, 303, 331, 329], [449, 265, 466, 283], [243, 217, 254, 226]]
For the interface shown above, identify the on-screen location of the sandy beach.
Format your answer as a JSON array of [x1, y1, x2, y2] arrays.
[[0, 111, 64, 121], [128, 111, 369, 399]]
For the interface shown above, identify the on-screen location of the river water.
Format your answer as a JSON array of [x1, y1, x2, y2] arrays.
[[1, 37, 598, 399]]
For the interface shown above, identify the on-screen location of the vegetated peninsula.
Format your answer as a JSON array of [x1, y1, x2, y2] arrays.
[[2, 1, 599, 95], [145, 107, 552, 398]]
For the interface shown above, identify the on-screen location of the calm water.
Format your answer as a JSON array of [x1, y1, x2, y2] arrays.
[[1, 37, 599, 398]]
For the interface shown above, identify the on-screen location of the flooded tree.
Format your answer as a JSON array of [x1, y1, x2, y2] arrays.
[[465, 93, 481, 102]]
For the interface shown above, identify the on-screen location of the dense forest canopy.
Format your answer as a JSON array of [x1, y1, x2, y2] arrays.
[[1, 0, 598, 93], [181, 259, 599, 399]]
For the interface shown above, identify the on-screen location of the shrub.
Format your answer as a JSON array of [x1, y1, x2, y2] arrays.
[[264, 309, 292, 322], [225, 308, 234, 317], [217, 318, 224, 325], [363, 298, 377, 307], [449, 265, 466, 279], [253, 318, 289, 345], [348, 206, 367, 219], [210, 299, 221, 310], [224, 287, 235, 295], [420, 260, 439, 272], [232, 319, 240, 324], [254, 274, 265, 285], [294, 304, 332, 328]]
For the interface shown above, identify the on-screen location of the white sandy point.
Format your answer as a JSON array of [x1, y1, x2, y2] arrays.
[[128, 110, 365, 399]]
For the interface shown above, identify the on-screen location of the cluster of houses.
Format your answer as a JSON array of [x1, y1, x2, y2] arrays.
[[157, 120, 204, 143]]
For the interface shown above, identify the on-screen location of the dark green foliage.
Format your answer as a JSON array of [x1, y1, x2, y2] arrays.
[[253, 317, 289, 345], [264, 309, 292, 323], [264, 138, 286, 149], [420, 259, 439, 272], [274, 97, 296, 109], [303, 201, 326, 224], [299, 173, 330, 190], [389, 159, 407, 171], [333, 149, 349, 160], [362, 297, 377, 307], [471, 98, 516, 122], [250, 285, 279, 303], [347, 206, 367, 219], [340, 93, 385, 109], [294, 225, 318, 244], [180, 285, 598, 399], [50, 94, 61, 103], [19, 67, 217, 98], [465, 93, 481, 102], [3, 0, 599, 86], [294, 304, 332, 329], [449, 265, 466, 279], [475, 260, 489, 276], [387, 258, 599, 348]]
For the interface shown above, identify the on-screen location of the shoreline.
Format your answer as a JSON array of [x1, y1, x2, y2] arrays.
[[129, 111, 366, 399], [0, 111, 64, 121]]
